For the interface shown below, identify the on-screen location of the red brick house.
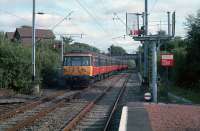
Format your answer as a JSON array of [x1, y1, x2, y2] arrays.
[[12, 27, 55, 45]]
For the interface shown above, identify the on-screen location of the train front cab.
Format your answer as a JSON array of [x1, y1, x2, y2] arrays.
[[63, 54, 93, 86]]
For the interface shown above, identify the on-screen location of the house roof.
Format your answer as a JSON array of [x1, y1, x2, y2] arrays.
[[5, 32, 14, 40], [15, 27, 55, 39]]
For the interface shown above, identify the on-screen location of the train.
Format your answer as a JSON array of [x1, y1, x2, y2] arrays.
[[63, 51, 128, 88]]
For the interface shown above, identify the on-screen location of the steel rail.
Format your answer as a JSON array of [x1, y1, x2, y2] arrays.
[[103, 74, 130, 131], [5, 92, 80, 131], [0, 91, 65, 122], [62, 74, 127, 131]]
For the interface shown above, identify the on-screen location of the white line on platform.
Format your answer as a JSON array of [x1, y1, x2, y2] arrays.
[[119, 106, 128, 131]]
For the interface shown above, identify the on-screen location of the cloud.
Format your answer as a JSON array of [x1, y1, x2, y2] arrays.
[[0, 0, 200, 52]]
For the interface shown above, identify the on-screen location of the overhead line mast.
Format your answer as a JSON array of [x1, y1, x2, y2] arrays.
[[143, 0, 148, 86], [129, 0, 176, 103]]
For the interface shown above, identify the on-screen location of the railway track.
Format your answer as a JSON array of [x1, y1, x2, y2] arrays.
[[62, 73, 130, 131], [0, 90, 80, 131], [23, 75, 119, 131], [0, 74, 124, 131], [0, 90, 67, 122], [0, 103, 25, 116], [108, 70, 144, 131]]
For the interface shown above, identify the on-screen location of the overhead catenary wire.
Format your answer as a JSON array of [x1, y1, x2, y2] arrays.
[[96, 1, 136, 47], [75, 0, 109, 35], [99, 0, 107, 9], [74, 0, 124, 47], [113, 13, 127, 27], [149, 0, 158, 12], [51, 11, 73, 30]]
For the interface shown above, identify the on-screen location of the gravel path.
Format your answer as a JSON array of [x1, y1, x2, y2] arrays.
[[145, 103, 200, 131]]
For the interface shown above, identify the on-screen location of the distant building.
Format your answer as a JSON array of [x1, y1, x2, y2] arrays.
[[5, 32, 14, 41], [12, 27, 55, 45]]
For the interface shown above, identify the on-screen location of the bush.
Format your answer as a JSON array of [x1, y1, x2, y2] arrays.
[[0, 36, 61, 91], [0, 38, 32, 91], [36, 41, 60, 86]]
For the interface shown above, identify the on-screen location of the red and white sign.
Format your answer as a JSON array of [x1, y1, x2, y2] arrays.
[[160, 53, 174, 67], [130, 30, 141, 35]]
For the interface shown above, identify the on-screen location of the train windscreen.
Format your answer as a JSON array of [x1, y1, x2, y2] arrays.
[[63, 56, 91, 66]]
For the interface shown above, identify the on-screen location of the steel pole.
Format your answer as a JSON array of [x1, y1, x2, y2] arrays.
[[152, 41, 157, 103], [143, 0, 148, 84], [139, 49, 142, 72], [167, 12, 171, 36], [136, 14, 140, 71], [144, 44, 148, 80], [126, 12, 128, 35], [136, 13, 140, 32], [145, 0, 148, 35], [142, 12, 145, 27], [61, 36, 64, 62], [32, 0, 36, 81]]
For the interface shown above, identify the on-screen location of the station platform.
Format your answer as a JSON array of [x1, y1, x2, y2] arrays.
[[119, 102, 200, 131], [119, 102, 152, 131]]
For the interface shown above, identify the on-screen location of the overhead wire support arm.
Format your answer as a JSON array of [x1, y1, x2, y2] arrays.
[[51, 11, 74, 30], [75, 0, 109, 35]]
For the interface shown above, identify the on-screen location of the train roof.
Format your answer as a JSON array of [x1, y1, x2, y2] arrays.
[[64, 51, 94, 56], [63, 50, 124, 61], [64, 50, 106, 57]]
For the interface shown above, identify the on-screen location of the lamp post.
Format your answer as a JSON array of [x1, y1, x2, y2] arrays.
[[32, 0, 36, 82], [32, 0, 45, 82]]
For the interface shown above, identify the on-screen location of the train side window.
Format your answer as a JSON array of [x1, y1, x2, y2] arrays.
[[93, 57, 96, 66], [95, 57, 99, 66], [91, 57, 94, 66], [99, 56, 101, 66], [92, 56, 97, 66], [102, 57, 104, 66], [95, 56, 99, 66], [82, 57, 90, 66], [63, 57, 71, 66]]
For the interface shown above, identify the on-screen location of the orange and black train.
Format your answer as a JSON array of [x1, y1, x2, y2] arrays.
[[63, 51, 128, 87]]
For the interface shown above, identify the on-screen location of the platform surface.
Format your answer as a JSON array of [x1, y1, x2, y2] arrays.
[[119, 102, 200, 131]]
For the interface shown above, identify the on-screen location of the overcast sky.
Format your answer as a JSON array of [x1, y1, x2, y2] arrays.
[[0, 0, 200, 53]]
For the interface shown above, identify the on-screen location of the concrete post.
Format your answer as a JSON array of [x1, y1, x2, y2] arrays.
[[167, 12, 171, 36], [152, 41, 157, 103], [32, 0, 36, 81], [61, 36, 64, 63], [143, 0, 148, 84]]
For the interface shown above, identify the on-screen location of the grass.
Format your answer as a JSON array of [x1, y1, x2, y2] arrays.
[[158, 83, 170, 103], [158, 81, 200, 104], [169, 86, 200, 104]]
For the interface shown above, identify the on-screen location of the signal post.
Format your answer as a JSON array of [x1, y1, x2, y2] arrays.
[[126, 11, 176, 102]]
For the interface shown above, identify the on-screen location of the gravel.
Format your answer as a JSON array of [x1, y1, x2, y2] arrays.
[[145, 103, 200, 131]]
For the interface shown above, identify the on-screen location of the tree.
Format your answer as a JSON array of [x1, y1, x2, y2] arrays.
[[67, 42, 100, 53], [63, 37, 73, 44], [108, 45, 127, 56], [157, 30, 167, 36], [157, 9, 200, 89], [160, 37, 186, 52], [0, 35, 32, 91], [183, 9, 200, 87], [0, 32, 61, 91]]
